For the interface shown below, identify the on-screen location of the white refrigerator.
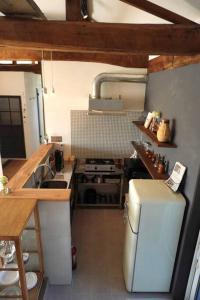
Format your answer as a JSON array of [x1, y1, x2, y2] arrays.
[[123, 179, 186, 292]]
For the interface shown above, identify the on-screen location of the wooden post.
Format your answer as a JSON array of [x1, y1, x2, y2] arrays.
[[34, 205, 44, 274], [15, 238, 29, 300]]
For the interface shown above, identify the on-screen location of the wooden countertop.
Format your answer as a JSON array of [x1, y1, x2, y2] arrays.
[[2, 188, 71, 201], [7, 144, 53, 190], [0, 198, 37, 240], [1, 144, 71, 202]]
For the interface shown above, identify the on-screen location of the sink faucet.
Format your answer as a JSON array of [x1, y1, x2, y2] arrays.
[[33, 163, 55, 188]]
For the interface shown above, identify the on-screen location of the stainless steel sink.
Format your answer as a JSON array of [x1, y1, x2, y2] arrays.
[[40, 180, 68, 189]]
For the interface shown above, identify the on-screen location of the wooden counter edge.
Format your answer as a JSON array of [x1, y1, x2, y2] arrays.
[[0, 188, 71, 201], [0, 198, 37, 240], [7, 144, 54, 190]]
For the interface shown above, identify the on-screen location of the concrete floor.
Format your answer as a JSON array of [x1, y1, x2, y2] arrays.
[[45, 209, 172, 300]]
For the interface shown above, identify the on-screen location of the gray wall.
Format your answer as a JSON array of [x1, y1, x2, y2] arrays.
[[71, 110, 143, 158], [145, 64, 200, 299]]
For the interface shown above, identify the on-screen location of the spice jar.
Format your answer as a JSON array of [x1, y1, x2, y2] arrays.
[[154, 154, 160, 168], [157, 156, 166, 174], [157, 161, 165, 174], [157, 119, 171, 143], [151, 153, 156, 163], [150, 111, 160, 133]]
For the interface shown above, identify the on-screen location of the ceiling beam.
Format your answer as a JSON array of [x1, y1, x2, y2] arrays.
[[0, 62, 41, 73], [66, 0, 89, 21], [119, 0, 196, 24], [65, 0, 82, 21], [0, 0, 46, 20], [0, 48, 148, 68], [148, 55, 200, 73], [0, 18, 200, 55]]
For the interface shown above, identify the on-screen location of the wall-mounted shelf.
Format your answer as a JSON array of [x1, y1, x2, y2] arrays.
[[131, 141, 168, 180], [133, 121, 177, 148]]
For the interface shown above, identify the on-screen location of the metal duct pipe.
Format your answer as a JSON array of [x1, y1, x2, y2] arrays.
[[91, 73, 147, 99]]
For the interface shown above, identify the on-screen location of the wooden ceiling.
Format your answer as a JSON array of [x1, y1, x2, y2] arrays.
[[0, 0, 199, 71]]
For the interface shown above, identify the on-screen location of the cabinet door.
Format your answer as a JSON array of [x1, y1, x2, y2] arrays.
[[123, 212, 138, 292]]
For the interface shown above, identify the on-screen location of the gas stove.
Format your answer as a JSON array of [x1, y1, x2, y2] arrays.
[[85, 158, 115, 172]]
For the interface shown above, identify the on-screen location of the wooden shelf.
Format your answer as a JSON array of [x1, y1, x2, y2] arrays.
[[0, 273, 43, 299], [29, 272, 43, 300], [78, 182, 120, 186], [131, 141, 168, 180], [0, 205, 44, 300], [132, 121, 177, 148], [77, 203, 120, 207]]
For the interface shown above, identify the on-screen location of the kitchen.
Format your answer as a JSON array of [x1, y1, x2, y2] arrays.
[[0, 1, 200, 300]]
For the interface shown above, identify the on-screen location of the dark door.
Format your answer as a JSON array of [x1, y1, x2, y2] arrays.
[[0, 96, 26, 158]]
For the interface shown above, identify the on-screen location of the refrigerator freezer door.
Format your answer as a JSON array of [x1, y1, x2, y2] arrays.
[[123, 213, 138, 292]]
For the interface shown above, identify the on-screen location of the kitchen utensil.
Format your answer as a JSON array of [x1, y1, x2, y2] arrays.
[[0, 286, 21, 299], [0, 241, 15, 263], [25, 272, 37, 290], [23, 252, 29, 264], [55, 149, 64, 172], [0, 263, 19, 285], [157, 119, 171, 142]]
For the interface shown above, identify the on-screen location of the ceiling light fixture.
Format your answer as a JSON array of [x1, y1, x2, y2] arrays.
[[81, 0, 89, 20], [50, 51, 55, 95]]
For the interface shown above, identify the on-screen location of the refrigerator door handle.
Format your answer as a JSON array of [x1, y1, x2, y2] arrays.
[[124, 195, 138, 234], [127, 212, 138, 235], [123, 199, 128, 223]]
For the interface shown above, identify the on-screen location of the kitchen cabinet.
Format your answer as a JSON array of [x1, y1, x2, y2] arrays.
[[0, 198, 44, 300], [38, 201, 72, 285]]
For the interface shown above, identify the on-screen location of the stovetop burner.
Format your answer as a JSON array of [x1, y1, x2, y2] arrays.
[[85, 158, 115, 172], [86, 158, 114, 165]]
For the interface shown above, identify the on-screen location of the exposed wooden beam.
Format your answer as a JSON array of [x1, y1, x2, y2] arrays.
[[0, 0, 46, 20], [65, 0, 89, 21], [48, 52, 148, 68], [119, 0, 196, 24], [148, 55, 200, 73], [0, 18, 200, 55], [0, 62, 41, 73], [0, 48, 148, 68], [65, 0, 82, 21]]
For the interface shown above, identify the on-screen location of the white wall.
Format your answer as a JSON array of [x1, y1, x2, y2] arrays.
[[0, 72, 42, 158], [42, 61, 146, 157], [24, 73, 42, 152]]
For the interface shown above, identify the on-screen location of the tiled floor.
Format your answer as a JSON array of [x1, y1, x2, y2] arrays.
[[46, 209, 172, 300]]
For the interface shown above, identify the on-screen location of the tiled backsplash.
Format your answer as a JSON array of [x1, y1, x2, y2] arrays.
[[71, 110, 143, 158]]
